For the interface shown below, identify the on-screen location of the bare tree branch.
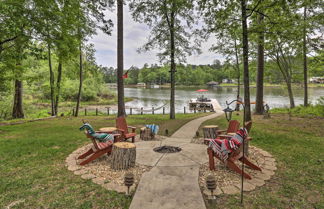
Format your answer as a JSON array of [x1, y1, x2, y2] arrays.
[[0, 36, 18, 46], [246, 0, 262, 18]]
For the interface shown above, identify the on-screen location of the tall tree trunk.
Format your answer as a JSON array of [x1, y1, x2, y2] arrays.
[[117, 0, 125, 117], [75, 44, 83, 117], [241, 0, 251, 122], [54, 62, 62, 115], [12, 79, 24, 118], [255, 13, 265, 114], [169, 9, 176, 120], [48, 44, 55, 116], [234, 39, 241, 111], [303, 6, 308, 106], [286, 78, 295, 108]]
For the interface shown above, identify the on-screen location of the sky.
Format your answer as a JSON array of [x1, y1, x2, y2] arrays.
[[89, 6, 224, 69]]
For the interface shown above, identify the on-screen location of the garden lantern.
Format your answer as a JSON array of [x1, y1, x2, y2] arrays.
[[124, 172, 134, 195], [206, 174, 216, 196], [223, 105, 235, 122]]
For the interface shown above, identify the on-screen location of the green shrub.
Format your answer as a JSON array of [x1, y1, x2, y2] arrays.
[[272, 97, 324, 117]]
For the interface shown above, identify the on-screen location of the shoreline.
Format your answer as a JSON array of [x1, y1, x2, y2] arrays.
[[124, 84, 324, 88]]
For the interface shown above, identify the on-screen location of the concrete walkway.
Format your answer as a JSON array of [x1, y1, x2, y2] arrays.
[[130, 111, 223, 209]]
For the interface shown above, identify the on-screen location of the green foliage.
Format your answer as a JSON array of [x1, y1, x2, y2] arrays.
[[271, 97, 324, 117], [121, 63, 229, 85], [309, 52, 324, 77]]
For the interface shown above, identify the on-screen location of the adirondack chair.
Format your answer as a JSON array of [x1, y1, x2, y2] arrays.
[[207, 121, 261, 179], [78, 123, 120, 166], [116, 116, 136, 143]]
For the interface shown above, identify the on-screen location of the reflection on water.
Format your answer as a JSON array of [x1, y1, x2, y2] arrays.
[[122, 86, 324, 113]]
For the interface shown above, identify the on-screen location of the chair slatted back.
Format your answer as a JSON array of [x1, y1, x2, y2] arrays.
[[84, 131, 100, 150], [244, 121, 252, 133], [227, 120, 240, 133], [116, 116, 129, 134]]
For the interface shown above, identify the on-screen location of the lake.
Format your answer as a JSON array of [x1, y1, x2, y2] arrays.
[[120, 86, 324, 114]]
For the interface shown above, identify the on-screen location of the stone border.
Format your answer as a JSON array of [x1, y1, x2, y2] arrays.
[[65, 143, 151, 194], [200, 146, 277, 197]]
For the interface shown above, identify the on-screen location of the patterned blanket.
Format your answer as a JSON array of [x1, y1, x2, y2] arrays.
[[145, 124, 159, 134], [80, 123, 114, 143], [208, 128, 248, 161]]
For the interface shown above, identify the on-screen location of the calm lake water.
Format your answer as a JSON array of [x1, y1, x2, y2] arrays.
[[121, 86, 324, 114]]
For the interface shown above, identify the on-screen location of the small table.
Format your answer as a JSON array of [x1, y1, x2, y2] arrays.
[[99, 127, 117, 133]]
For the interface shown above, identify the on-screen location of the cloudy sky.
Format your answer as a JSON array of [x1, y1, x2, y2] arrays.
[[89, 6, 224, 69]]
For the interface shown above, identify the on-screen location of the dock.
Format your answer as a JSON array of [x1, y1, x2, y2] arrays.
[[210, 99, 223, 112], [189, 98, 223, 112]]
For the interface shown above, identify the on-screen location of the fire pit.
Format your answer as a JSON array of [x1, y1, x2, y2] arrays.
[[153, 146, 182, 153]]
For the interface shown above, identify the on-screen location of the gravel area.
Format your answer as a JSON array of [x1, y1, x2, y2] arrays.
[[74, 144, 152, 186]]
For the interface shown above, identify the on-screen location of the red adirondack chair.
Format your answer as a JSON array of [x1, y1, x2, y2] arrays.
[[207, 121, 261, 179], [78, 132, 120, 166], [116, 116, 136, 143]]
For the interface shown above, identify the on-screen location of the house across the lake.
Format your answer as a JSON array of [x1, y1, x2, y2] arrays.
[[206, 81, 219, 87], [137, 82, 146, 87], [222, 78, 236, 84], [309, 77, 324, 84], [107, 83, 117, 88]]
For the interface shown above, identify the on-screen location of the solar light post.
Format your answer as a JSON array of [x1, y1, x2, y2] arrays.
[[206, 174, 216, 196], [223, 99, 246, 204], [206, 174, 217, 206], [124, 172, 134, 196]]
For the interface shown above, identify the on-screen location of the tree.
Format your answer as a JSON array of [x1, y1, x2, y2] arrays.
[[265, 8, 300, 108], [75, 43, 83, 117], [117, 0, 126, 117], [263, 0, 322, 109], [0, 0, 34, 118], [74, 0, 113, 117], [130, 0, 201, 119], [254, 5, 265, 114]]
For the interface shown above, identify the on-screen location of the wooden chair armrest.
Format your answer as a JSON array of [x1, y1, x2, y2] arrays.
[[128, 126, 136, 132], [218, 134, 232, 139], [115, 128, 125, 133], [216, 130, 226, 134], [246, 136, 252, 141]]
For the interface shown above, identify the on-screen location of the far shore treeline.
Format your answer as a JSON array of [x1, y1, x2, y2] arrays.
[[102, 57, 324, 86]]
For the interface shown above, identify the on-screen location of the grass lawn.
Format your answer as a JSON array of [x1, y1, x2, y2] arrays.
[[198, 113, 324, 209], [0, 113, 209, 209]]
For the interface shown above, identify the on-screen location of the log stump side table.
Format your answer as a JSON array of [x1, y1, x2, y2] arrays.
[[203, 125, 219, 139], [203, 125, 219, 145], [99, 127, 117, 133], [140, 127, 155, 141], [111, 142, 136, 170]]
